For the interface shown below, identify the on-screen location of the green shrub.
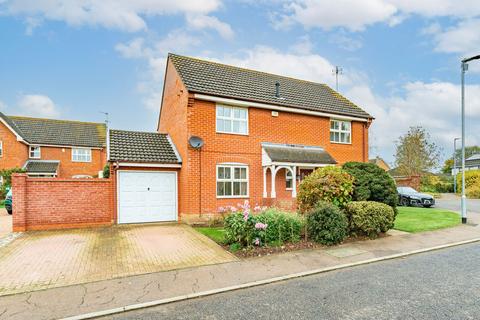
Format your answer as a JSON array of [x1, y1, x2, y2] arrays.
[[256, 208, 303, 244], [224, 207, 303, 247], [456, 170, 480, 193], [466, 185, 480, 199], [102, 164, 110, 178], [420, 174, 453, 193], [297, 166, 354, 213], [342, 162, 397, 210], [344, 201, 395, 238], [306, 202, 348, 245], [0, 168, 26, 199]]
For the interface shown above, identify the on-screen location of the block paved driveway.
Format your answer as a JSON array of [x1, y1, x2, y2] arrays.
[[0, 224, 236, 296]]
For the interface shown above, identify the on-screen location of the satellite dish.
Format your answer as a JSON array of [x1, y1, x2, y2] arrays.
[[188, 136, 204, 149]]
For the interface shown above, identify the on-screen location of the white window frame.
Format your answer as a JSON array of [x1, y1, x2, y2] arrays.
[[286, 169, 293, 190], [0, 141, 2, 158], [216, 104, 249, 135], [72, 148, 92, 162], [330, 119, 351, 144], [29, 146, 41, 159], [216, 164, 249, 198]]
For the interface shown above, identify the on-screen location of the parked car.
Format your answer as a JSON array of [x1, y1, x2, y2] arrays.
[[397, 187, 435, 208], [4, 189, 12, 215]]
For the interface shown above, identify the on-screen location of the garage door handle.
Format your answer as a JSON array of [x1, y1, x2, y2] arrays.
[[147, 187, 150, 191]]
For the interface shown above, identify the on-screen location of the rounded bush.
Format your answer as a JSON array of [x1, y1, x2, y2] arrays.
[[456, 170, 480, 193], [342, 162, 398, 210], [344, 201, 395, 238], [466, 185, 480, 199], [306, 202, 348, 245], [297, 166, 354, 213]]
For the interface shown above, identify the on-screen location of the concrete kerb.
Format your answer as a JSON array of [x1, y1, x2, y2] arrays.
[[61, 237, 480, 320]]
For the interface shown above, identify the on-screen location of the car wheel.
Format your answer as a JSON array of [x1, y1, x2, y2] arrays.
[[6, 210, 12, 215], [400, 198, 410, 206], [423, 205, 432, 208]]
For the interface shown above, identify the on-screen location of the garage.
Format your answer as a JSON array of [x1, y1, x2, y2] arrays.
[[118, 171, 177, 224], [109, 129, 182, 224]]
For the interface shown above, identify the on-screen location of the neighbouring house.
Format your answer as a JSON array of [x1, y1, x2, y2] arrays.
[[369, 156, 390, 171], [452, 154, 480, 175], [109, 53, 374, 224], [0, 112, 107, 178]]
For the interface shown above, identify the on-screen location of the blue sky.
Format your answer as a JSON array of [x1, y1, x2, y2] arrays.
[[1, 1, 480, 166]]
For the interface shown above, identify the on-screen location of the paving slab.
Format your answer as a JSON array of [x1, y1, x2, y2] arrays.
[[0, 223, 478, 320], [0, 224, 236, 296]]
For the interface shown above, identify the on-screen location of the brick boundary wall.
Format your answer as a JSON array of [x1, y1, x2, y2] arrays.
[[12, 173, 114, 232], [393, 175, 421, 191]]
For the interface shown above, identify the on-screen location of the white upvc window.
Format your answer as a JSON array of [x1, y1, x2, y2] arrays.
[[286, 169, 293, 190], [29, 146, 41, 159], [330, 119, 351, 144], [216, 105, 248, 135], [72, 148, 92, 162], [216, 164, 249, 198], [0, 141, 2, 157]]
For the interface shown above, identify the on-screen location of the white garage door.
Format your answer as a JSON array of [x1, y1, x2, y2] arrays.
[[118, 171, 177, 224]]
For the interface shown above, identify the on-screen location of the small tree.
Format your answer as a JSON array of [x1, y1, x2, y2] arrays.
[[0, 168, 26, 198], [394, 126, 441, 176]]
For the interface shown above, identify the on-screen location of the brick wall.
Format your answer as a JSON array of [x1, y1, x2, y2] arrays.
[[12, 173, 114, 231], [393, 175, 421, 191]]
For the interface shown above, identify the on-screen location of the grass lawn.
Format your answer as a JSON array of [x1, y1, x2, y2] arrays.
[[195, 227, 226, 244], [394, 207, 461, 233]]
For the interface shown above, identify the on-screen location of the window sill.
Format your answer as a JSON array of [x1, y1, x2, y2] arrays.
[[330, 141, 352, 145], [72, 160, 92, 163], [216, 131, 249, 136], [216, 195, 250, 199]]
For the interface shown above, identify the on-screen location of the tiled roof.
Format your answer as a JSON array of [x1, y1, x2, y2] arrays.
[[169, 53, 373, 119], [24, 160, 59, 174], [109, 130, 181, 163], [262, 143, 337, 164], [5, 115, 106, 148], [466, 154, 480, 167]]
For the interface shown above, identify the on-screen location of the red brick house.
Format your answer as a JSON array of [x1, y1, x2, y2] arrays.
[[0, 112, 107, 179], [109, 54, 373, 224]]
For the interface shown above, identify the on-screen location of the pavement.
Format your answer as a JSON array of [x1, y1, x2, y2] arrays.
[[0, 208, 12, 238], [1, 219, 479, 320], [0, 224, 236, 296], [109, 242, 480, 320]]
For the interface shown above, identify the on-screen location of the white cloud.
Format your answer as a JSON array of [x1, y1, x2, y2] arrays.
[[17, 94, 60, 118], [430, 19, 480, 57], [2, 0, 223, 32], [273, 0, 480, 33], [275, 0, 398, 31], [347, 81, 480, 163], [186, 14, 234, 40]]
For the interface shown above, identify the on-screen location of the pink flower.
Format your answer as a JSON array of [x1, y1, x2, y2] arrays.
[[243, 210, 249, 221], [218, 207, 226, 213], [254, 205, 262, 212], [229, 206, 237, 212], [255, 222, 268, 230], [254, 238, 260, 246]]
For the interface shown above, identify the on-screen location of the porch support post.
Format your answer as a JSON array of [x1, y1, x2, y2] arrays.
[[291, 165, 297, 198], [263, 166, 268, 198], [270, 165, 276, 198]]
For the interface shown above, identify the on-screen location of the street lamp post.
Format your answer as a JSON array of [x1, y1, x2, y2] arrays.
[[460, 54, 480, 224], [453, 137, 460, 193]]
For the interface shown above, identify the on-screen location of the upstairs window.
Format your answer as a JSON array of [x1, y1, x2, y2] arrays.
[[0, 141, 2, 157], [216, 164, 249, 198], [29, 146, 41, 159], [330, 120, 351, 144], [216, 105, 248, 135], [72, 148, 92, 162]]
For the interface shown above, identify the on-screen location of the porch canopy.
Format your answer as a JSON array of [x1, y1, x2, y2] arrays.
[[261, 143, 337, 198], [23, 160, 59, 177]]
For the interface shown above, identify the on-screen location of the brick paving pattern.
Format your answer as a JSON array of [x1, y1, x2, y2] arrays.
[[0, 224, 236, 296]]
